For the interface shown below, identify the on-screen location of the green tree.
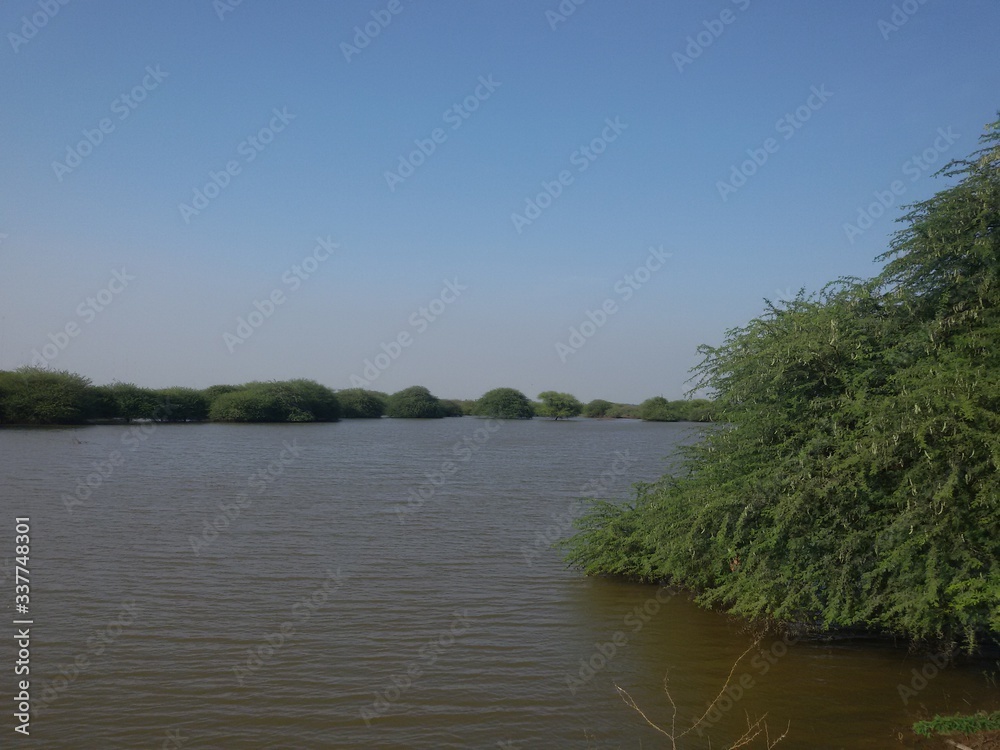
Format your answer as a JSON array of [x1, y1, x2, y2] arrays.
[[564, 116, 1000, 651], [639, 396, 679, 422], [208, 380, 339, 422], [680, 398, 716, 422], [607, 403, 642, 419], [153, 387, 210, 422], [385, 386, 445, 418], [0, 368, 92, 424], [209, 389, 285, 422], [451, 399, 478, 416], [438, 399, 466, 417], [203, 384, 241, 402], [583, 399, 615, 418], [337, 388, 386, 418], [107, 382, 159, 422], [536, 391, 583, 420], [83, 384, 120, 421], [474, 387, 534, 419]]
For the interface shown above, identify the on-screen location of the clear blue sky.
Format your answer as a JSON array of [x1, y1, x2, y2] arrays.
[[1, 0, 997, 402]]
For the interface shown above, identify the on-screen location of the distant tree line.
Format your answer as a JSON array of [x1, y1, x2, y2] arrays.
[[0, 369, 715, 425]]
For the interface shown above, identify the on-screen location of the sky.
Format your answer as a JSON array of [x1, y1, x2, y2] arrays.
[[0, 0, 997, 403]]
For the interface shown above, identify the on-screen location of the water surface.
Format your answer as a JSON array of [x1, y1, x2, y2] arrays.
[[1, 419, 995, 748]]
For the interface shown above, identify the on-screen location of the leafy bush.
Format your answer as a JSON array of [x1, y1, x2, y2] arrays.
[[208, 380, 339, 422], [583, 399, 615, 418], [607, 403, 642, 419], [0, 367, 92, 424], [84, 384, 120, 421], [639, 396, 679, 422], [564, 117, 1000, 650], [438, 399, 466, 417], [385, 386, 445, 418], [209, 389, 286, 422], [474, 387, 534, 419], [106, 382, 159, 422], [153, 387, 210, 422], [337, 388, 386, 418]]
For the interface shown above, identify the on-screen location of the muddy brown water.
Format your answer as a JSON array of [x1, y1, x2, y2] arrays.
[[1, 419, 995, 748]]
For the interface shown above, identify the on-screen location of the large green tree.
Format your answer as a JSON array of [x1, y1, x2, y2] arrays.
[[535, 391, 583, 420], [474, 387, 534, 419], [385, 386, 445, 418], [564, 117, 1000, 651]]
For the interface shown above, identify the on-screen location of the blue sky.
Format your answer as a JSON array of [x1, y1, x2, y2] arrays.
[[1, 0, 997, 402]]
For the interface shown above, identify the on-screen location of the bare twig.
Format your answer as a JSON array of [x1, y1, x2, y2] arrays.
[[615, 684, 675, 744], [614, 639, 789, 750], [680, 639, 761, 739]]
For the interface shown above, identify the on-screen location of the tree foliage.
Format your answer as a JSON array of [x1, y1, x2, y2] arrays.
[[639, 396, 678, 422], [564, 117, 1000, 651], [639, 397, 715, 422], [474, 387, 534, 419], [438, 399, 466, 417], [0, 368, 92, 424], [208, 380, 340, 422], [107, 382, 159, 422], [154, 387, 210, 422], [583, 399, 615, 418], [536, 391, 583, 420], [385, 386, 445, 418], [337, 388, 386, 418]]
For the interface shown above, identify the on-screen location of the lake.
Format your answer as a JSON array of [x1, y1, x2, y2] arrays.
[[1, 418, 995, 748]]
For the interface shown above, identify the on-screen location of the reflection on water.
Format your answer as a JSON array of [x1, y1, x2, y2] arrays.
[[0, 419, 995, 748]]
